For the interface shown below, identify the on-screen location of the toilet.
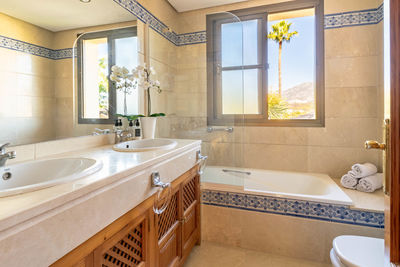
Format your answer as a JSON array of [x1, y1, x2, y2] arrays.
[[330, 235, 384, 267]]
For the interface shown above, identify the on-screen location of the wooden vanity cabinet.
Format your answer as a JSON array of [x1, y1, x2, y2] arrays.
[[52, 165, 200, 267], [154, 166, 201, 267]]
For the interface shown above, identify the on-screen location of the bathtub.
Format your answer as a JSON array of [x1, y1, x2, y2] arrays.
[[201, 166, 353, 205]]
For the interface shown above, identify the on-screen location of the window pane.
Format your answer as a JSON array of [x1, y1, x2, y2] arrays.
[[222, 69, 259, 114], [115, 36, 138, 115], [267, 8, 316, 120], [221, 19, 259, 67], [82, 38, 109, 119]]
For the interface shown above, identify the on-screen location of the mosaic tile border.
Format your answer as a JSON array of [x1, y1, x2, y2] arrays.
[[0, 35, 75, 60], [202, 189, 384, 228], [325, 4, 383, 29], [115, 0, 384, 46], [0, 2, 385, 58]]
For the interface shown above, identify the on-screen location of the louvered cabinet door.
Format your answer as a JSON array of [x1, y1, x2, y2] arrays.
[[155, 189, 182, 267], [93, 214, 149, 267], [181, 173, 200, 259]]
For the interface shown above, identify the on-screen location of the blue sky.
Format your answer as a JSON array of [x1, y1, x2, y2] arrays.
[[220, 15, 315, 114], [268, 16, 315, 91]]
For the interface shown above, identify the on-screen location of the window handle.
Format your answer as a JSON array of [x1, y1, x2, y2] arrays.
[[216, 63, 221, 74]]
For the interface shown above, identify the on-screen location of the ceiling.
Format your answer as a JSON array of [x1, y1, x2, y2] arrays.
[[0, 0, 135, 32], [167, 0, 250, 12]]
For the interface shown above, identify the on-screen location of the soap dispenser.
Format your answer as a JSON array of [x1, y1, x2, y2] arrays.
[[113, 119, 120, 132], [128, 120, 135, 137], [134, 119, 142, 140]]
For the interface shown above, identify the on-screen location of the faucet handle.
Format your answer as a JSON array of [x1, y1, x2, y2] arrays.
[[0, 143, 10, 153]]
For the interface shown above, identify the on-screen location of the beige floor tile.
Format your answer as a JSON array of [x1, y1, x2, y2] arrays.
[[184, 241, 330, 267]]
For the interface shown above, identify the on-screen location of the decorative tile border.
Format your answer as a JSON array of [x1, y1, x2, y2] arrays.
[[0, 35, 54, 59], [115, 0, 384, 46], [202, 189, 384, 228], [0, 35, 75, 60], [325, 4, 383, 29], [0, 2, 385, 58]]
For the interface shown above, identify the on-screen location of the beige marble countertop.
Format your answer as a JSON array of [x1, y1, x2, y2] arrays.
[[0, 139, 201, 234], [332, 177, 384, 212]]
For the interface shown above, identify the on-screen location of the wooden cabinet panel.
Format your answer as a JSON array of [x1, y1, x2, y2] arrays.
[[181, 174, 200, 259], [156, 189, 182, 267], [93, 214, 149, 267]]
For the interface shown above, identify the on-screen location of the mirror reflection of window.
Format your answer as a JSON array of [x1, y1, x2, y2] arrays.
[[78, 27, 138, 124], [82, 38, 109, 119], [115, 36, 138, 115]]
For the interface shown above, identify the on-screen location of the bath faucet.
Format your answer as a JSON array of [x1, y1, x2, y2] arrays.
[[0, 143, 16, 167]]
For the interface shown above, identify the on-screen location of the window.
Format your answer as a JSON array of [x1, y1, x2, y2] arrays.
[[207, 0, 324, 126], [78, 27, 138, 124]]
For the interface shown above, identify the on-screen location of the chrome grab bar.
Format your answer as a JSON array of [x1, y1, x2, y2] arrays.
[[222, 169, 251, 175], [196, 151, 208, 175], [207, 127, 233, 133], [151, 172, 172, 214]]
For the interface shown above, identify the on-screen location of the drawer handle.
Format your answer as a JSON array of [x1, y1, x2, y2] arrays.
[[196, 151, 208, 175], [152, 172, 172, 215]]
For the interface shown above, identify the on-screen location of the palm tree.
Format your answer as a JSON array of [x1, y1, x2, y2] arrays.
[[267, 21, 298, 96]]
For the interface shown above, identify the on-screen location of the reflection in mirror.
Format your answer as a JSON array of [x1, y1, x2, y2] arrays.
[[0, 0, 144, 146], [77, 27, 139, 124]]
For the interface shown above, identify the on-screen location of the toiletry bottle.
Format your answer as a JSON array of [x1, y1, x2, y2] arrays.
[[113, 119, 120, 132], [134, 119, 142, 140], [128, 120, 135, 138]]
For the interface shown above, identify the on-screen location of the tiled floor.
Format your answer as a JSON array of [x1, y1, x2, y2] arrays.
[[183, 241, 331, 267]]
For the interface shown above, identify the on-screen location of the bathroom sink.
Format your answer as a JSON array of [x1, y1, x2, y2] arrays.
[[0, 158, 102, 197], [113, 139, 177, 152]]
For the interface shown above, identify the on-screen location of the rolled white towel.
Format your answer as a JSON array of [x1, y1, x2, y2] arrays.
[[341, 172, 359, 189], [356, 173, 383, 193], [351, 163, 377, 178]]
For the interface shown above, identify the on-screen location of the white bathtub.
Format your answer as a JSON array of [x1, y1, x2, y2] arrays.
[[201, 166, 353, 205]]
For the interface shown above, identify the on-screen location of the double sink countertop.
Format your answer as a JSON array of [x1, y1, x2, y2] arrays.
[[0, 139, 201, 235]]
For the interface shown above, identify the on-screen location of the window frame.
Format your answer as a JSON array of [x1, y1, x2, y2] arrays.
[[206, 0, 325, 127], [77, 27, 137, 125]]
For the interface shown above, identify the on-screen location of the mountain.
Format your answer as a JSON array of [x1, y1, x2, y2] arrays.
[[282, 82, 314, 103]]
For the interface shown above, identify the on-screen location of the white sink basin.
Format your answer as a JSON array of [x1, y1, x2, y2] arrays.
[[0, 158, 102, 197], [113, 139, 177, 152]]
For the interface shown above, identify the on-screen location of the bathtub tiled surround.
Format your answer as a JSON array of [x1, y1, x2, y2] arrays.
[[202, 189, 384, 228], [201, 204, 383, 263], [0, 138, 201, 266]]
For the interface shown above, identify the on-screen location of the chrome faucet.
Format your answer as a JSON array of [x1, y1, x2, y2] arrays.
[[114, 130, 134, 144], [0, 143, 16, 167], [92, 128, 111, 136]]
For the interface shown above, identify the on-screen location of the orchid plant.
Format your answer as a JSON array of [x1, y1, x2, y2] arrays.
[[132, 64, 164, 117], [110, 64, 164, 120], [109, 65, 135, 116]]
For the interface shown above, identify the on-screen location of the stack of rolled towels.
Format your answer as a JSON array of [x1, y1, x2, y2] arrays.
[[340, 163, 383, 193]]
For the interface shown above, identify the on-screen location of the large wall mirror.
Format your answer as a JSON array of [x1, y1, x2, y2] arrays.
[[0, 0, 147, 146]]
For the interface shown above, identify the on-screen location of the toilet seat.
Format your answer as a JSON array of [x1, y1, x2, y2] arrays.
[[330, 248, 346, 267], [332, 235, 384, 267]]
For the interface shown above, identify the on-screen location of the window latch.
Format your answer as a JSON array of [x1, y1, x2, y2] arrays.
[[216, 64, 221, 74]]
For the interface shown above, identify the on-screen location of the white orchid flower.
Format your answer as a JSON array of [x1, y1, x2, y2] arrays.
[[121, 67, 129, 75]]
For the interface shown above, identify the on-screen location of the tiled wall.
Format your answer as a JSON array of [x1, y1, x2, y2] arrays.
[[1, 0, 385, 179], [135, 0, 385, 179], [0, 13, 56, 145]]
